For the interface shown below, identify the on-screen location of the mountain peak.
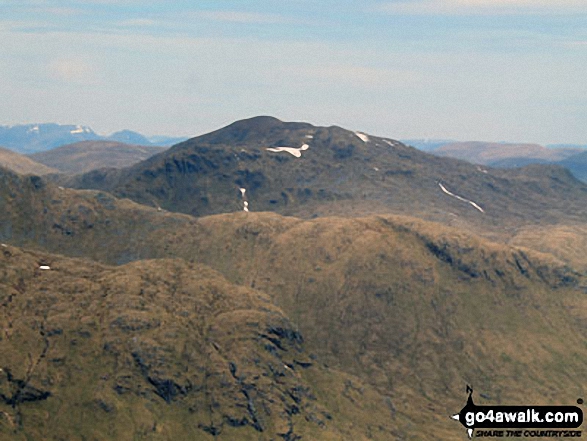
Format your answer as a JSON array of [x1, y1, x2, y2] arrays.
[[229, 115, 284, 130], [197, 116, 314, 145]]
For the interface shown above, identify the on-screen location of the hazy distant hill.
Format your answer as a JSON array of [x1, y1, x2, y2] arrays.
[[59, 116, 587, 230], [29, 141, 167, 174], [558, 150, 587, 183], [2, 165, 587, 439], [0, 147, 58, 175], [430, 141, 587, 183], [106, 129, 152, 145], [0, 123, 187, 154], [548, 143, 587, 150], [433, 141, 581, 164], [401, 138, 454, 151]]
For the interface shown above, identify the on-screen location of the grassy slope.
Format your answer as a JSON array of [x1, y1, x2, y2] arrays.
[[2, 169, 587, 439]]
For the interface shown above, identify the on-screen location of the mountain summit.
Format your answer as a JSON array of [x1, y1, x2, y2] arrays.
[[60, 116, 587, 233]]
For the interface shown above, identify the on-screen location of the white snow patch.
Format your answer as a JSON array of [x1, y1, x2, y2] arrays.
[[28, 125, 39, 133], [468, 201, 485, 212], [384, 139, 400, 148], [355, 132, 369, 143], [266, 143, 309, 158], [58, 186, 64, 190], [373, 167, 379, 171], [305, 135, 314, 139], [244, 206, 249, 212], [70, 125, 85, 134], [239, 187, 246, 198], [438, 182, 485, 213], [39, 265, 51, 270], [476, 166, 488, 174]]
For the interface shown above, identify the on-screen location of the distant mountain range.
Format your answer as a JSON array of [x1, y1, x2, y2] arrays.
[[0, 123, 187, 154]]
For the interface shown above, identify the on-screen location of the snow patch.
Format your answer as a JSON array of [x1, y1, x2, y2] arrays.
[[476, 166, 488, 174], [240, 188, 249, 211], [70, 125, 85, 134], [438, 182, 485, 213], [28, 125, 39, 133], [305, 135, 314, 139], [384, 140, 399, 148], [39, 265, 51, 270], [373, 167, 379, 171], [355, 132, 369, 143], [266, 143, 309, 158]]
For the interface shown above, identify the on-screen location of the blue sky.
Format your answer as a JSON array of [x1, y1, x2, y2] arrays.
[[1, 1, 586, 144]]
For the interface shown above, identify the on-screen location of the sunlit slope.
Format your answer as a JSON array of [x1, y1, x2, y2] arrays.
[[0, 147, 58, 176]]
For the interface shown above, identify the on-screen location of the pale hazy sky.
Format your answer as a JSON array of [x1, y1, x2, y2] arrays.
[[1, 1, 586, 144]]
